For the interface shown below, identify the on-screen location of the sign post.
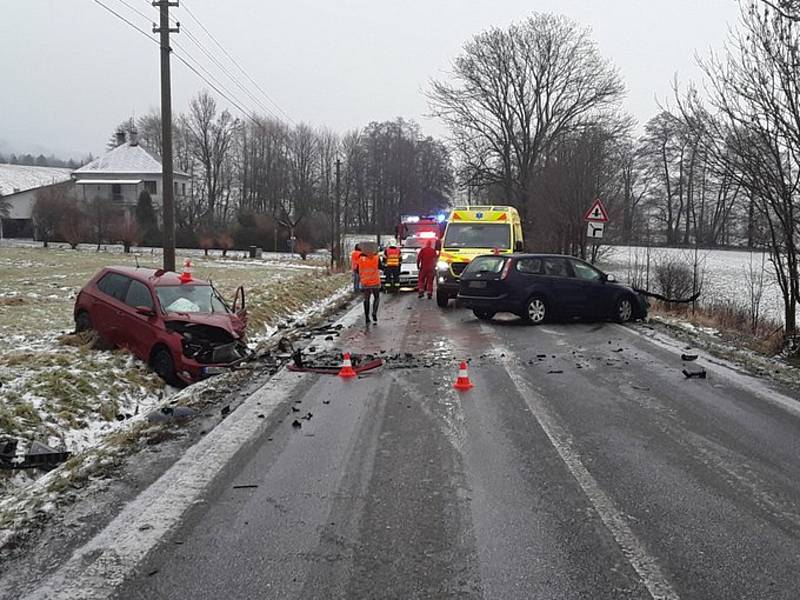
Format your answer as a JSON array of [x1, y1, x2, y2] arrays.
[[584, 199, 609, 263]]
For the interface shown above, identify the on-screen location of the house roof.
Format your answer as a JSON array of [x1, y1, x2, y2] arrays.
[[73, 143, 188, 177], [0, 164, 73, 196]]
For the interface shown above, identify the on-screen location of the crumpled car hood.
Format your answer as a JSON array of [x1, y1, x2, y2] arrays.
[[164, 313, 246, 339]]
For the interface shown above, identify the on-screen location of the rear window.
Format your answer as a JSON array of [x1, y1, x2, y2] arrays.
[[97, 272, 131, 302], [465, 256, 506, 274], [516, 258, 542, 274], [542, 258, 570, 277]]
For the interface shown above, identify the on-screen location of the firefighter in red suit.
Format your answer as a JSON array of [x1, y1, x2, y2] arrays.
[[416, 240, 438, 299]]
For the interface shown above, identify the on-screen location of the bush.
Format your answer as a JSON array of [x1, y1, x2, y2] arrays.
[[111, 214, 141, 253], [654, 257, 699, 303], [175, 227, 197, 249], [58, 199, 88, 249], [295, 239, 312, 260], [217, 232, 234, 257], [233, 212, 279, 251]]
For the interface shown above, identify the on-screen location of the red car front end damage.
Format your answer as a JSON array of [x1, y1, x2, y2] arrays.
[[73, 266, 248, 386]]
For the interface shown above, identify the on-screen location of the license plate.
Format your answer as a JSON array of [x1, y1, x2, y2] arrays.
[[469, 281, 487, 288]]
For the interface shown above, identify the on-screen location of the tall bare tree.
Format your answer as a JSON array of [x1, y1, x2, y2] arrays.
[[675, 2, 800, 333], [428, 13, 624, 223], [186, 91, 238, 227]]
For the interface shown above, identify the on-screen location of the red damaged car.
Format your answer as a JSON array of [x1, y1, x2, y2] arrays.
[[73, 265, 248, 386]]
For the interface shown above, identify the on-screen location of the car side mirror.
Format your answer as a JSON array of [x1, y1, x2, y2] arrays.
[[435, 240, 442, 251], [136, 306, 156, 317], [514, 241, 523, 252], [604, 273, 616, 283]]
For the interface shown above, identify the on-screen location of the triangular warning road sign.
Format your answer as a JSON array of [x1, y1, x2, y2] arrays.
[[584, 199, 609, 223]]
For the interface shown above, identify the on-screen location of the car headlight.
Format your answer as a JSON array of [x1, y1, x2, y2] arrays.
[[437, 260, 449, 271]]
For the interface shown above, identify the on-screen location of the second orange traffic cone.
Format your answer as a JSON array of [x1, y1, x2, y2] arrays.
[[338, 352, 357, 378], [453, 361, 474, 390]]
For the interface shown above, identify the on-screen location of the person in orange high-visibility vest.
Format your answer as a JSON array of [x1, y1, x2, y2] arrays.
[[358, 247, 382, 325], [350, 244, 362, 293], [383, 243, 401, 292]]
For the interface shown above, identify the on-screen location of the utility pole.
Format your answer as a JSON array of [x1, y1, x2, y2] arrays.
[[153, 1, 179, 272]]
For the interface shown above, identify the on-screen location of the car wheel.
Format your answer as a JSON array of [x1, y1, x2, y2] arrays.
[[473, 309, 496, 321], [615, 296, 634, 323], [152, 347, 182, 387], [524, 296, 547, 325], [436, 292, 449, 308], [75, 310, 92, 333]]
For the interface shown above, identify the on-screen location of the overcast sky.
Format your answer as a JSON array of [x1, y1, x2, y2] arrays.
[[0, 0, 740, 159]]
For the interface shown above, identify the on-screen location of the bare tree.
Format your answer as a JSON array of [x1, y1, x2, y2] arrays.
[[0, 191, 8, 240], [428, 13, 624, 223], [84, 196, 118, 251], [186, 91, 238, 227], [32, 185, 73, 247], [111, 213, 141, 253], [675, 2, 800, 333], [58, 198, 87, 249]]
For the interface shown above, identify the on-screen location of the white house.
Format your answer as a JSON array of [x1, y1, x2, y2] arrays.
[[0, 164, 74, 237], [72, 130, 189, 211]]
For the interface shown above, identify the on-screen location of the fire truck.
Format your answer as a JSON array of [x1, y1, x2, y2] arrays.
[[396, 214, 447, 249], [380, 214, 447, 290]]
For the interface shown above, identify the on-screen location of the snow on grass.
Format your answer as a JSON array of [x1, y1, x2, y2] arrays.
[[602, 245, 783, 322], [0, 244, 349, 528]]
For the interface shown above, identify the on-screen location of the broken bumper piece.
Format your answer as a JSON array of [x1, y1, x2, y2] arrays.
[[202, 365, 233, 376]]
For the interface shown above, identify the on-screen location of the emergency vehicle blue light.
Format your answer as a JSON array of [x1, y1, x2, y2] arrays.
[[436, 213, 446, 222]]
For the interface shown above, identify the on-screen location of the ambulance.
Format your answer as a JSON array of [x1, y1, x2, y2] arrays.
[[435, 206, 524, 307]]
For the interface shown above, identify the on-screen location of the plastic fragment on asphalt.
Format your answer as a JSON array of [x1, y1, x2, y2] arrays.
[[681, 353, 698, 361], [292, 420, 302, 428], [682, 367, 707, 379]]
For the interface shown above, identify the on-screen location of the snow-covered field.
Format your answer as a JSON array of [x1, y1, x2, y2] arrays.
[[0, 242, 349, 500], [602, 246, 783, 323]]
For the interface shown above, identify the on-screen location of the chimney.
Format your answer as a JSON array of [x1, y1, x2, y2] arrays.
[[128, 126, 139, 146], [115, 129, 126, 146]]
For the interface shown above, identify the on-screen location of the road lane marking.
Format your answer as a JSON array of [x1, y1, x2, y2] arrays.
[[21, 302, 365, 600], [488, 337, 680, 600]]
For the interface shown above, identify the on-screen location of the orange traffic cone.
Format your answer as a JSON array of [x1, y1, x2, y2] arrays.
[[338, 352, 357, 378], [453, 361, 474, 390], [179, 258, 193, 283]]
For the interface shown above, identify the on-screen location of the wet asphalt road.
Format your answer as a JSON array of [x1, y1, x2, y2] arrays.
[[115, 292, 800, 600]]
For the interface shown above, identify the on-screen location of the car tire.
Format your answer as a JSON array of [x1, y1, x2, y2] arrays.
[[614, 295, 634, 323], [473, 309, 496, 321], [152, 347, 182, 387], [75, 310, 92, 333], [523, 296, 548, 325], [436, 292, 449, 308]]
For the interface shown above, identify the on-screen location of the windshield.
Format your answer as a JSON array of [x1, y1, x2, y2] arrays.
[[156, 285, 229, 314], [443, 223, 511, 249]]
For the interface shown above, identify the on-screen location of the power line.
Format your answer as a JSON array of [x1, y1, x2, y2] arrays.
[[93, 0, 282, 135], [92, 0, 157, 43], [180, 0, 296, 124], [132, 0, 288, 123], [180, 27, 282, 120]]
